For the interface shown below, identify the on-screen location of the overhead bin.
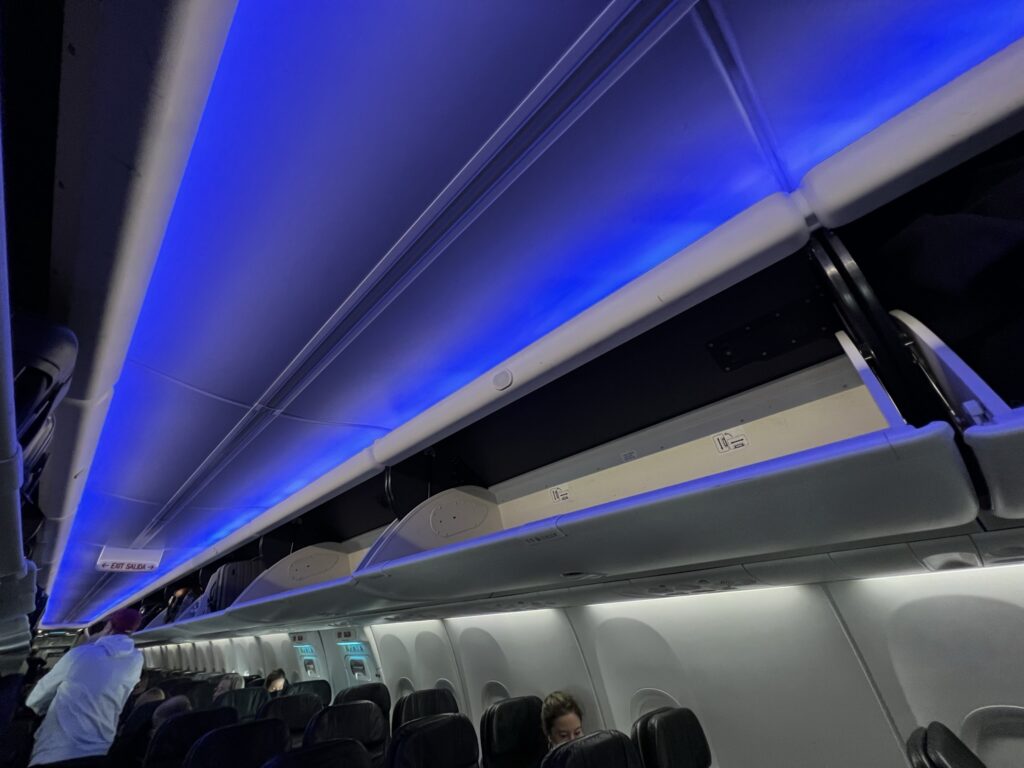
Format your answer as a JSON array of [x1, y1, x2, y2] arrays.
[[893, 311, 1024, 522], [354, 337, 978, 603]]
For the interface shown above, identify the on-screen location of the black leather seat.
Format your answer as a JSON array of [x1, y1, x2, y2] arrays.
[[631, 707, 710, 768], [183, 718, 288, 768], [109, 700, 164, 767], [216, 687, 270, 721], [185, 681, 216, 711], [289, 679, 332, 707], [258, 693, 323, 748], [262, 739, 372, 768], [336, 683, 392, 730], [926, 722, 986, 768], [480, 696, 547, 768], [907, 727, 932, 768], [246, 676, 265, 688], [304, 701, 388, 765], [392, 688, 459, 732], [386, 713, 479, 768], [541, 732, 642, 768], [144, 707, 238, 768]]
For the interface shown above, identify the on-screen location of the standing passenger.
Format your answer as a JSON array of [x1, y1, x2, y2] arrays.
[[542, 691, 584, 749], [26, 608, 144, 766]]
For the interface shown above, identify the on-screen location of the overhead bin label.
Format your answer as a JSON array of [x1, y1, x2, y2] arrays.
[[549, 485, 571, 502], [96, 546, 163, 572], [712, 427, 749, 454]]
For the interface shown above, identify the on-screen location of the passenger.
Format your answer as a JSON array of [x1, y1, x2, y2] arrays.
[[542, 691, 584, 749], [264, 669, 288, 696], [151, 695, 191, 736], [132, 686, 166, 712], [213, 673, 244, 699], [25, 608, 144, 767]]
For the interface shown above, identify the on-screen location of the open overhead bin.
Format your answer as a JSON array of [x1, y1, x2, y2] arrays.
[[353, 334, 978, 604], [893, 312, 1024, 523]]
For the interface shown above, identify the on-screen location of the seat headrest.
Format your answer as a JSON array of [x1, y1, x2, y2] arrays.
[[258, 693, 323, 730], [289, 679, 332, 707], [541, 731, 641, 768], [483, 696, 546, 757], [906, 727, 931, 768], [183, 718, 289, 768], [147, 707, 238, 764], [926, 722, 987, 768], [393, 688, 459, 730], [216, 686, 269, 717], [631, 707, 710, 768], [306, 701, 387, 748], [335, 682, 392, 722], [387, 713, 479, 768], [264, 739, 372, 768]]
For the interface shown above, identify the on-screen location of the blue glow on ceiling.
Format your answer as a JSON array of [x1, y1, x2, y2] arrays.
[[45, 1, 1024, 625]]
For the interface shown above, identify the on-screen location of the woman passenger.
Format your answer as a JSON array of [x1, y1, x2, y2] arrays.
[[264, 669, 288, 696], [213, 673, 244, 699], [542, 691, 584, 749]]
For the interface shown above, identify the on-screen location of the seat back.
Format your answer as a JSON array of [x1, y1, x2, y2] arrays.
[[386, 713, 479, 768], [263, 739, 373, 768], [926, 722, 987, 768], [109, 700, 164, 766], [290, 679, 332, 707], [184, 681, 216, 711], [480, 696, 547, 768], [183, 718, 288, 768], [144, 707, 238, 768], [392, 688, 459, 731], [258, 693, 323, 747], [336, 683, 392, 731], [215, 687, 269, 721], [305, 700, 387, 761], [630, 707, 710, 768], [246, 676, 265, 688], [541, 732, 642, 768]]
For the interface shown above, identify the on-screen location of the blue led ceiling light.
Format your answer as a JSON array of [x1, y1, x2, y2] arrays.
[[45, 0, 1024, 625]]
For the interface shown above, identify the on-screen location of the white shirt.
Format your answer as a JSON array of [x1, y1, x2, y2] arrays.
[[26, 634, 143, 766]]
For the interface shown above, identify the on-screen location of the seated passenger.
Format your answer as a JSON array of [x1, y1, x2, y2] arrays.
[[132, 686, 166, 713], [151, 695, 192, 736], [213, 673, 244, 699], [25, 608, 143, 767], [542, 692, 584, 750], [265, 669, 288, 696]]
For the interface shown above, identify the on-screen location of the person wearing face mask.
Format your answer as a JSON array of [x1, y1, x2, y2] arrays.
[[541, 691, 584, 750], [25, 608, 144, 767]]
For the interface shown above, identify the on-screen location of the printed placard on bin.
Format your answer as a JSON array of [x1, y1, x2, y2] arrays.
[[96, 546, 164, 572]]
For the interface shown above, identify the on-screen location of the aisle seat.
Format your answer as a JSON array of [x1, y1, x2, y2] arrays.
[[263, 738, 372, 768], [304, 700, 387, 765], [216, 687, 269, 722], [144, 707, 237, 768], [183, 718, 288, 768], [289, 679, 332, 707], [258, 693, 323, 748], [335, 682, 392, 730]]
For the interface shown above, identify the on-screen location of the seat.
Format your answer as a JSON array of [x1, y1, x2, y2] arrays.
[[290, 679, 332, 707], [110, 700, 164, 767], [183, 718, 288, 768], [262, 739, 372, 768], [480, 696, 547, 768], [392, 688, 459, 732], [630, 707, 711, 768], [144, 707, 238, 768], [335, 683, 392, 731], [246, 676, 265, 688], [160, 677, 194, 697], [216, 687, 270, 721], [906, 727, 931, 768], [541, 732, 642, 768], [926, 722, 987, 768], [184, 681, 216, 711], [257, 693, 323, 748], [305, 701, 388, 765], [386, 713, 479, 768]]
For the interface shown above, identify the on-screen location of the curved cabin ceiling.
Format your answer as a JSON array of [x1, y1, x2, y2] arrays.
[[44, 0, 1024, 625]]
